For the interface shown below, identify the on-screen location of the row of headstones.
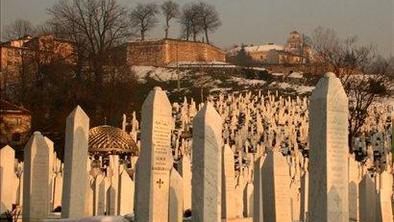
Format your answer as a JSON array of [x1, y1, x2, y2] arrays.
[[0, 144, 64, 216], [134, 73, 394, 222], [86, 155, 135, 217], [120, 87, 391, 219], [5, 106, 91, 222], [124, 82, 392, 177], [1, 146, 392, 221], [0, 145, 150, 219], [0, 86, 247, 222], [1, 72, 392, 221]]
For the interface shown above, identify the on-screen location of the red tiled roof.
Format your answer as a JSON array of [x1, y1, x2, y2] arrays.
[[0, 99, 31, 114]]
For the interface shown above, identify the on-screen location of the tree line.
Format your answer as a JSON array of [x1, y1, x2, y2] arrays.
[[4, 0, 221, 43]]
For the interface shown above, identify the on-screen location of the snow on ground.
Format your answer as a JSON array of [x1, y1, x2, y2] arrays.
[[132, 66, 177, 83], [210, 87, 233, 93], [227, 44, 284, 56], [294, 85, 315, 94], [288, 72, 303, 78], [268, 81, 314, 94], [270, 81, 290, 89], [250, 67, 266, 71], [231, 77, 266, 85], [272, 72, 284, 76], [166, 61, 237, 68]]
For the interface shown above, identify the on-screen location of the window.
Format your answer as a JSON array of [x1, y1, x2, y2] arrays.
[[16, 117, 21, 126]]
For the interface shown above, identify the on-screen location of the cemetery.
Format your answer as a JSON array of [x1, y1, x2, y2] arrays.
[[1, 0, 393, 221], [0, 72, 393, 222]]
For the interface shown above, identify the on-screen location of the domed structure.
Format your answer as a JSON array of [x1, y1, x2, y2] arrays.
[[89, 125, 138, 155]]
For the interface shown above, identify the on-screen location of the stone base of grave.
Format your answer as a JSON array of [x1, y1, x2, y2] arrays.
[[43, 216, 129, 222]]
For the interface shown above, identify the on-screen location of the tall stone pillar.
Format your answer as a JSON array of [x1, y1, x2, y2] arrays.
[[135, 87, 173, 222], [107, 155, 120, 215], [377, 170, 393, 222], [192, 102, 222, 222], [222, 144, 237, 219], [261, 151, 291, 222], [0, 145, 17, 214], [168, 168, 183, 222], [308, 72, 349, 222], [253, 156, 265, 222], [118, 171, 134, 216], [178, 155, 192, 212], [23, 132, 51, 222], [61, 106, 90, 219], [359, 173, 377, 221]]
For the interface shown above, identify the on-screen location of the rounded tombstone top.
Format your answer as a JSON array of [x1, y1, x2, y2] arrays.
[[33, 131, 41, 135], [153, 86, 162, 91], [324, 72, 337, 78]]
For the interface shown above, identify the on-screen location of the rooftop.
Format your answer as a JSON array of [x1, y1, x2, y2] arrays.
[[0, 99, 31, 115], [89, 125, 138, 155]]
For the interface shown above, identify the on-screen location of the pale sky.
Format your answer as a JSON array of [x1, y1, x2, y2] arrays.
[[0, 0, 393, 56]]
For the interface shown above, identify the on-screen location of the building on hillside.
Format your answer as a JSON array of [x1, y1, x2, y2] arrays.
[[227, 31, 313, 65], [0, 34, 76, 97], [1, 35, 33, 48], [286, 31, 302, 51], [23, 34, 76, 65], [0, 45, 25, 93], [117, 38, 226, 67], [0, 99, 32, 149]]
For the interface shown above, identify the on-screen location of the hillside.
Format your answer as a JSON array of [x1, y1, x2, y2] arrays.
[[131, 65, 320, 105]]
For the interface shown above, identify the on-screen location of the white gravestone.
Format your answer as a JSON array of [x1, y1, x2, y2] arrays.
[[222, 144, 237, 219], [261, 151, 291, 222], [377, 170, 393, 222], [62, 106, 90, 219], [348, 155, 360, 222], [118, 171, 134, 216], [308, 73, 349, 222], [107, 155, 120, 215], [359, 173, 377, 222], [253, 156, 265, 222], [53, 173, 63, 210], [168, 168, 183, 222], [0, 145, 17, 214], [179, 155, 192, 212], [135, 87, 173, 222], [45, 138, 54, 213], [23, 132, 51, 222], [300, 171, 309, 221], [192, 102, 222, 222], [243, 183, 254, 217], [85, 175, 95, 216]]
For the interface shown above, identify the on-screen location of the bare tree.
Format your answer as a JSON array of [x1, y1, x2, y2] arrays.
[[130, 3, 159, 41], [4, 19, 34, 40], [161, 1, 179, 39], [48, 0, 133, 85], [179, 3, 201, 41], [195, 2, 221, 44], [311, 27, 391, 149]]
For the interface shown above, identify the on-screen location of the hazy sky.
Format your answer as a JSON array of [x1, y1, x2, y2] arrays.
[[1, 0, 393, 56]]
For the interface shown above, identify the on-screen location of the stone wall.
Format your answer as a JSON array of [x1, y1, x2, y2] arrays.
[[125, 39, 226, 67]]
